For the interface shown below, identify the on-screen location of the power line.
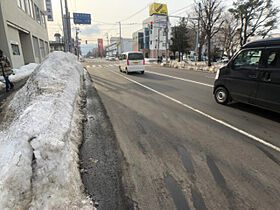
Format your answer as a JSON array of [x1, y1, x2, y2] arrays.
[[170, 4, 193, 16], [120, 5, 149, 22]]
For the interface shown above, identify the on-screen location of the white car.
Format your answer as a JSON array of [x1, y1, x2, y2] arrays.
[[119, 52, 145, 74], [109, 56, 116, 61]]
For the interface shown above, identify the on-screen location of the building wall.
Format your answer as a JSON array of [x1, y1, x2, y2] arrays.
[[121, 39, 133, 53], [143, 15, 171, 52], [0, 3, 10, 62], [0, 0, 49, 68], [132, 14, 171, 58], [7, 25, 25, 67], [107, 37, 133, 56]]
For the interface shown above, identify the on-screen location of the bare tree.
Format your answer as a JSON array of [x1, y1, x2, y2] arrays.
[[189, 12, 207, 61], [196, 0, 224, 66], [219, 12, 239, 59], [230, 0, 279, 46]]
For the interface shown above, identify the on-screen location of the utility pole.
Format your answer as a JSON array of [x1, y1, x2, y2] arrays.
[[75, 28, 80, 58], [60, 0, 67, 52], [165, 15, 169, 63], [119, 22, 122, 54], [64, 0, 71, 52], [105, 33, 109, 46], [157, 28, 160, 59], [196, 3, 201, 61]]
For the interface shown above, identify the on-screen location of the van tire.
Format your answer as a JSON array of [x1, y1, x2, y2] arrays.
[[214, 87, 229, 105], [119, 66, 122, 72], [140, 71, 144, 74]]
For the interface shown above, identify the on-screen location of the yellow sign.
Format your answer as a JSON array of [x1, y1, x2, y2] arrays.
[[149, 3, 168, 16]]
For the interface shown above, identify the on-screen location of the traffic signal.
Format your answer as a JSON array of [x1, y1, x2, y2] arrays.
[[150, 21, 153, 30], [85, 40, 88, 44]]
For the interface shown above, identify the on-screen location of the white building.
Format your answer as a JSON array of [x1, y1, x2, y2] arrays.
[[132, 14, 171, 58], [0, 0, 49, 68], [105, 37, 133, 57], [143, 15, 171, 58]]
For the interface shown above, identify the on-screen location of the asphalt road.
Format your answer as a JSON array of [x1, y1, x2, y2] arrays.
[[84, 58, 280, 210]]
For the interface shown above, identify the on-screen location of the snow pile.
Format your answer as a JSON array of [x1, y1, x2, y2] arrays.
[[0, 63, 38, 89], [167, 60, 223, 73], [0, 52, 93, 209]]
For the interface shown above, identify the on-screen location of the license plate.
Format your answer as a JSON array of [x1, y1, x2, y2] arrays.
[[134, 62, 138, 65]]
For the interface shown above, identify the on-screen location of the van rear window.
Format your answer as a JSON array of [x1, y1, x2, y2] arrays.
[[128, 53, 144, 60]]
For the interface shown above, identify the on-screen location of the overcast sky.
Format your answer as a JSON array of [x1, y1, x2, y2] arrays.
[[47, 0, 280, 45]]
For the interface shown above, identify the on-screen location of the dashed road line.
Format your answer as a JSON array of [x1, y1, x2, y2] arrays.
[[146, 71, 213, 87], [110, 70, 280, 153]]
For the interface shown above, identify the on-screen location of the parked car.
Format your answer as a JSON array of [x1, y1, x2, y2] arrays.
[[217, 57, 229, 63], [213, 37, 280, 113], [109, 56, 116, 61], [119, 52, 145, 74]]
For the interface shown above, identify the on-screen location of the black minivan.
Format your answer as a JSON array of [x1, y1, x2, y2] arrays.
[[213, 37, 280, 113]]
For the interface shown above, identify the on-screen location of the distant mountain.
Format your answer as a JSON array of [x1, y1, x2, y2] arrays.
[[80, 44, 97, 56]]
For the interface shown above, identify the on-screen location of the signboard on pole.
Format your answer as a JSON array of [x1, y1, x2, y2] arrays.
[[45, 0, 54, 21], [149, 3, 168, 16], [73, 13, 91, 24], [98, 39, 103, 57]]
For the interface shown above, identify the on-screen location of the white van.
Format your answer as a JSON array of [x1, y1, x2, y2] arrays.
[[119, 52, 145, 74]]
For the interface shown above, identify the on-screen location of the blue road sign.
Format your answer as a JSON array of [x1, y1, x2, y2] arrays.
[[73, 13, 91, 24]]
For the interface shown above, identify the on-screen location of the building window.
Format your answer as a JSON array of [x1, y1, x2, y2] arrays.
[[20, 0, 26, 11], [17, 0, 21, 7], [17, 0, 26, 11], [150, 41, 152, 45], [45, 41, 49, 55], [40, 39, 45, 58], [34, 4, 41, 24], [33, 36, 40, 58], [11, 44, 20, 55], [29, 0, 34, 18], [26, 0, 31, 16], [41, 12, 46, 27]]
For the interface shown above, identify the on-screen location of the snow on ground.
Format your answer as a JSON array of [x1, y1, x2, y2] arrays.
[[0, 52, 93, 209], [0, 63, 38, 89]]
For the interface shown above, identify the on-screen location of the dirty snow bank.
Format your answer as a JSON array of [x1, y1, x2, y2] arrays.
[[0, 52, 93, 209], [162, 60, 224, 73], [0, 63, 38, 89]]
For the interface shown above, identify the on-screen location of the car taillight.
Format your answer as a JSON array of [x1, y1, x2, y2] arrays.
[[127, 59, 130, 66], [143, 59, 145, 65]]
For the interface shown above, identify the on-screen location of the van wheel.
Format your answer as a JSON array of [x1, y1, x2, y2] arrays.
[[119, 66, 122, 72], [140, 71, 144, 74], [215, 87, 229, 105]]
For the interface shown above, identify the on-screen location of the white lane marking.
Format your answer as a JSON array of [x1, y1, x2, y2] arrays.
[[146, 71, 213, 87], [111, 70, 280, 153], [114, 64, 119, 66], [98, 65, 102, 67], [86, 65, 90, 69], [91, 65, 96, 68]]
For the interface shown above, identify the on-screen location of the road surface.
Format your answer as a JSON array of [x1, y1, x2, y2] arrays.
[[83, 58, 280, 210]]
